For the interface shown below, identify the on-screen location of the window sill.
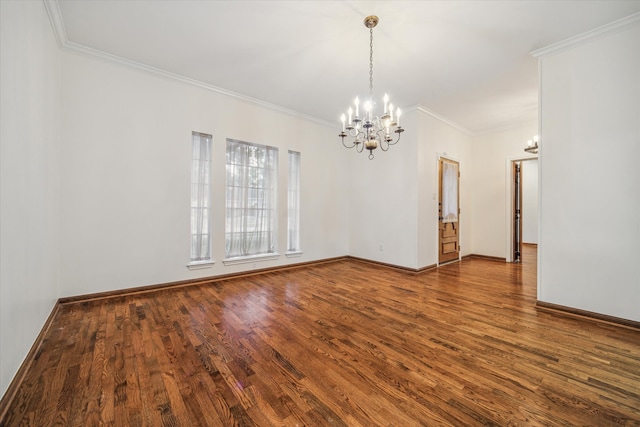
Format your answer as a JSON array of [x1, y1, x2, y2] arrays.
[[285, 251, 303, 258], [187, 260, 215, 270], [223, 253, 280, 266]]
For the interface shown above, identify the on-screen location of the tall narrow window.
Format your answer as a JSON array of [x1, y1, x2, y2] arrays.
[[287, 151, 301, 253], [190, 132, 212, 264], [225, 139, 278, 258]]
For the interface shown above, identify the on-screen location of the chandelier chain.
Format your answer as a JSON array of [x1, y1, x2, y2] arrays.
[[369, 26, 374, 96]]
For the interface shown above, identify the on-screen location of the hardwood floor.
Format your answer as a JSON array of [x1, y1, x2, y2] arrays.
[[2, 246, 639, 426]]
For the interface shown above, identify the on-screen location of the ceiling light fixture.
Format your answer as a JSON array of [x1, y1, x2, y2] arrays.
[[339, 15, 404, 160], [524, 135, 539, 154]]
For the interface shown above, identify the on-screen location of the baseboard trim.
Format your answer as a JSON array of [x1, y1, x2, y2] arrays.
[[54, 254, 478, 304], [464, 254, 507, 262], [536, 301, 640, 331], [0, 302, 62, 421], [347, 256, 437, 274], [350, 254, 508, 272], [59, 256, 349, 305]]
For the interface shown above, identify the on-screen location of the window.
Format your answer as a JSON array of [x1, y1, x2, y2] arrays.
[[287, 151, 301, 253], [190, 132, 212, 264], [225, 139, 278, 259]]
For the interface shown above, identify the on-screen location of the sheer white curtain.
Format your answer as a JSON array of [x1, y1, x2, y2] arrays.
[[287, 151, 301, 252], [226, 139, 278, 258], [190, 132, 212, 262], [441, 160, 459, 223]]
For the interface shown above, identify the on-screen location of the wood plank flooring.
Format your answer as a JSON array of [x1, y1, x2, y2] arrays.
[[2, 246, 640, 426]]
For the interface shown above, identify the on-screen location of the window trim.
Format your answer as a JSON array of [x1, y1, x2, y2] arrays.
[[222, 252, 280, 266], [285, 251, 303, 258], [187, 260, 215, 270]]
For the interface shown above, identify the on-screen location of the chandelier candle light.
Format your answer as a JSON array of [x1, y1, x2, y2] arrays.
[[339, 15, 404, 159]]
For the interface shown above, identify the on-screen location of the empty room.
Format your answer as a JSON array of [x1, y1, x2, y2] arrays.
[[1, 1, 639, 425]]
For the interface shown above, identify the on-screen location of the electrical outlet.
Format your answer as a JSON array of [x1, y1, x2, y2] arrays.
[[379, 244, 384, 251]]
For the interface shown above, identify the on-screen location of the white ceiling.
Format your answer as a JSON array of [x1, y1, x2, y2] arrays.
[[54, 1, 640, 134]]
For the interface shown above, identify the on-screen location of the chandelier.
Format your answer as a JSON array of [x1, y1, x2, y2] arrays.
[[524, 135, 539, 154], [339, 15, 404, 160]]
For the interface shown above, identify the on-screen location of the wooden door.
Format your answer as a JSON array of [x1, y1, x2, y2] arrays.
[[438, 158, 460, 264]]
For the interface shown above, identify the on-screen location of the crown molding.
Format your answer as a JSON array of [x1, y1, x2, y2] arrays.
[[410, 105, 538, 137], [43, 0, 67, 47], [532, 12, 640, 58], [41, 0, 335, 129], [410, 105, 474, 136], [473, 117, 538, 137], [63, 41, 335, 128]]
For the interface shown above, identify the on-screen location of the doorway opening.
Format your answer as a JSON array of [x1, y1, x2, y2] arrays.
[[509, 158, 538, 263]]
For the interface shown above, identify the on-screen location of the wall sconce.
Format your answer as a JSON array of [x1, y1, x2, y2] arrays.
[[525, 135, 539, 154]]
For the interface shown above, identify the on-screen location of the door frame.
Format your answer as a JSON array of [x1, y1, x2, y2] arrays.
[[505, 155, 537, 263], [513, 161, 523, 263], [437, 153, 461, 266]]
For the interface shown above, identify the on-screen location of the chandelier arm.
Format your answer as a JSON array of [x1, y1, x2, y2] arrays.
[[340, 127, 364, 149], [377, 130, 390, 152], [341, 138, 357, 149], [388, 128, 404, 146], [354, 127, 364, 153], [348, 127, 360, 138]]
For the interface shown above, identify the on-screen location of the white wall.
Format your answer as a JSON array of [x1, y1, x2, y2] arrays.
[[537, 22, 640, 321], [0, 1, 61, 397], [469, 124, 538, 258], [521, 159, 539, 244], [58, 51, 350, 296], [348, 110, 419, 268]]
